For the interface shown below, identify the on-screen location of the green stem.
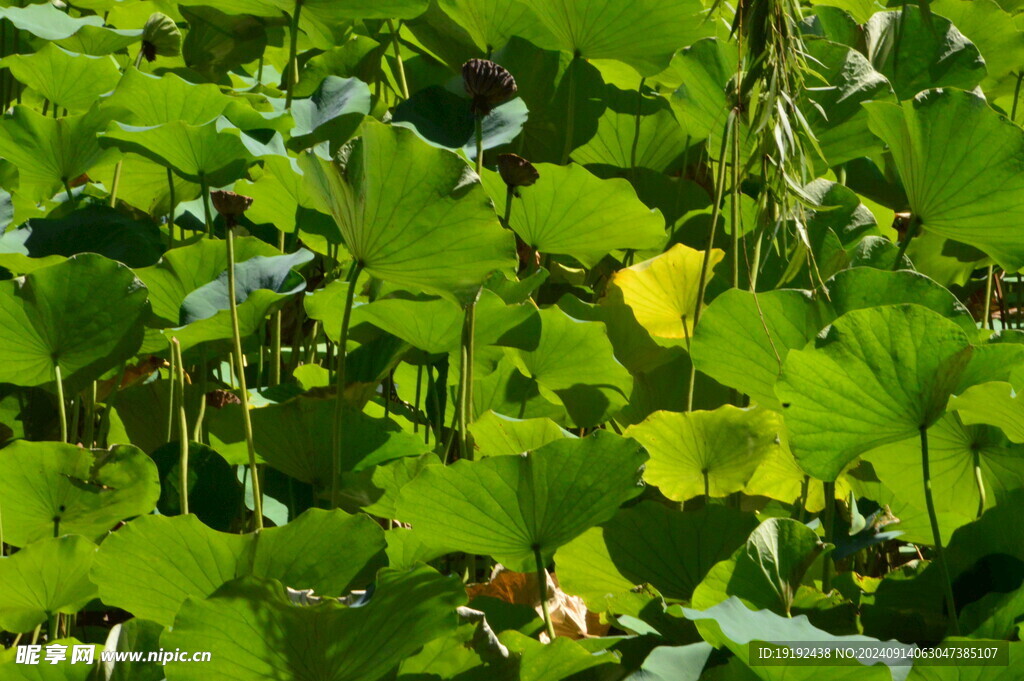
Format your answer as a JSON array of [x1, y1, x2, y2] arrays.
[[68, 396, 79, 445], [921, 425, 960, 634], [166, 167, 176, 249], [98, 364, 126, 448], [534, 545, 556, 641], [730, 104, 741, 290], [172, 338, 189, 515], [413, 364, 422, 434], [285, 0, 304, 109], [797, 475, 809, 522], [166, 344, 176, 444], [54, 365, 68, 443], [1012, 71, 1023, 123], [109, 161, 123, 208], [270, 231, 286, 387], [892, 215, 918, 270], [226, 226, 263, 530], [387, 19, 410, 100], [133, 47, 144, 69], [474, 113, 484, 176], [984, 265, 995, 330], [193, 347, 208, 443], [687, 113, 735, 411], [560, 55, 579, 165], [200, 176, 213, 237], [331, 262, 364, 507], [459, 292, 480, 460], [822, 480, 835, 592], [973, 448, 986, 519]]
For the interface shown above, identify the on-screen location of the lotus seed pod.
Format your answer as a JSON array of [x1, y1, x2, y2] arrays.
[[462, 59, 517, 115], [141, 13, 182, 62], [210, 190, 253, 223], [497, 153, 539, 189]]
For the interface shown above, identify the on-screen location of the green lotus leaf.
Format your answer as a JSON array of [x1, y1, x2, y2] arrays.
[[300, 120, 516, 304], [629, 643, 714, 681], [289, 76, 371, 152], [745, 443, 852, 513], [133, 236, 280, 327], [437, 0, 554, 53], [161, 566, 462, 681], [0, 441, 159, 547], [490, 37, 606, 164], [101, 618, 166, 681], [346, 288, 536, 353], [558, 502, 757, 608], [0, 536, 98, 633], [235, 156, 322, 237], [626, 406, 783, 502], [392, 87, 528, 159], [0, 205, 163, 270], [776, 305, 973, 481], [802, 39, 895, 168], [691, 289, 822, 409], [669, 38, 737, 144], [91, 509, 386, 627], [468, 410, 574, 457], [471, 356, 567, 423], [572, 82, 689, 173], [101, 68, 289, 131], [692, 518, 826, 616], [1, 43, 120, 114], [682, 597, 912, 680], [510, 305, 632, 427], [98, 117, 256, 186], [0, 104, 117, 202], [949, 382, 1024, 443], [864, 89, 1024, 270], [865, 7, 986, 100], [207, 395, 429, 491], [501, 631, 619, 680], [395, 430, 646, 571], [864, 415, 1024, 544], [0, 4, 105, 41], [180, 6, 268, 81], [0, 254, 149, 390], [693, 269, 976, 410], [516, 0, 709, 76], [482, 162, 666, 267], [55, 24, 144, 57], [165, 249, 312, 351], [150, 441, 243, 532]]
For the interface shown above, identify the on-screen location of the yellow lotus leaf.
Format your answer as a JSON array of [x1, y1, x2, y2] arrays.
[[611, 243, 724, 340]]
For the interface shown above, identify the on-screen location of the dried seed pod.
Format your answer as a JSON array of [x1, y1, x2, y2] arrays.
[[210, 190, 253, 226], [141, 13, 181, 63], [206, 389, 242, 409], [497, 153, 539, 189], [462, 59, 517, 115]]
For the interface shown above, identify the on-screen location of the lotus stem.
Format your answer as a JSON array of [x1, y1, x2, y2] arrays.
[[892, 215, 918, 270], [458, 290, 480, 460], [474, 114, 484, 176], [984, 265, 995, 330], [973, 449, 986, 519], [387, 19, 410, 100], [226, 224, 264, 530], [534, 545, 556, 641], [731, 106, 741, 290], [331, 262, 364, 508], [921, 425, 960, 634], [166, 344, 176, 444], [109, 161, 123, 208], [171, 338, 189, 515], [822, 480, 835, 592], [98, 363, 126, 448], [166, 167, 176, 248], [413, 364, 422, 434], [270, 230, 286, 387], [54, 365, 67, 444], [193, 347, 207, 443], [285, 0, 304, 109], [1012, 71, 1023, 123], [629, 77, 645, 179], [687, 112, 735, 411]]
